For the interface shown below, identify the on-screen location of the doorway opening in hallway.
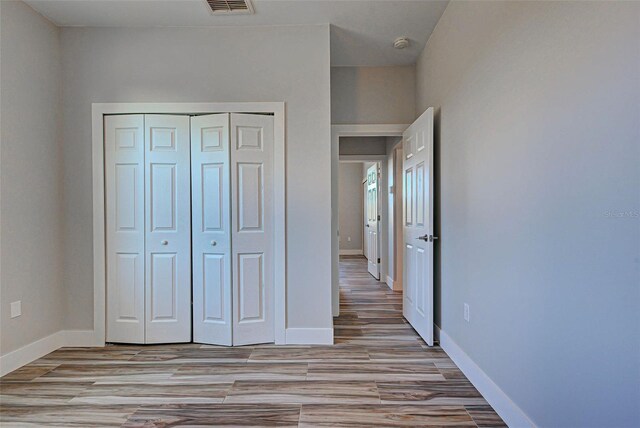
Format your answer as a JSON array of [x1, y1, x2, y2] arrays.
[[335, 133, 407, 345], [337, 135, 404, 291]]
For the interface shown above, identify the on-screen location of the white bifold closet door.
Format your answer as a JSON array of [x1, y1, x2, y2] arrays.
[[106, 114, 191, 344], [144, 115, 192, 343], [191, 114, 233, 345], [107, 112, 273, 346], [105, 115, 145, 343], [192, 113, 275, 346], [231, 113, 275, 346]]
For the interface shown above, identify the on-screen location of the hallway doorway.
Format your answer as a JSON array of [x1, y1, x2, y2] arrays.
[[336, 256, 412, 343]]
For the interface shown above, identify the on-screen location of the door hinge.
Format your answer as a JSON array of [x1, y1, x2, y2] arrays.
[[377, 214, 381, 221], [377, 258, 381, 263]]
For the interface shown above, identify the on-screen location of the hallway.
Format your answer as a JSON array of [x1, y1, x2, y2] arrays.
[[0, 257, 505, 427], [333, 256, 506, 426]]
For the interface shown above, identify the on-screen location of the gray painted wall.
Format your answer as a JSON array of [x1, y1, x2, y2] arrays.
[[339, 137, 387, 156], [60, 24, 332, 331], [0, 1, 65, 355], [338, 163, 364, 252], [416, 1, 640, 426], [331, 66, 415, 124]]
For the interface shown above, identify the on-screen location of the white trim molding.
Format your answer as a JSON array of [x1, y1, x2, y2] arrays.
[[339, 249, 363, 256], [434, 324, 441, 343], [92, 102, 287, 346], [0, 330, 99, 376], [439, 329, 536, 428], [0, 331, 64, 376], [285, 328, 334, 345], [386, 275, 394, 289], [332, 124, 410, 137], [386, 275, 403, 291]]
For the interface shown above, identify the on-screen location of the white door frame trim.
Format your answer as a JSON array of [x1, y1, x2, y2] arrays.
[[92, 102, 286, 346], [331, 124, 409, 316]]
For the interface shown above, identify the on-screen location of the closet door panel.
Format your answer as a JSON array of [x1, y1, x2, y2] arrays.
[[105, 115, 145, 343], [145, 115, 191, 343], [191, 114, 232, 345], [231, 113, 275, 346]]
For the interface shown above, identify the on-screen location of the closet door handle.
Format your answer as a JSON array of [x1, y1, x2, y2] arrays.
[[210, 240, 217, 246], [161, 240, 168, 245]]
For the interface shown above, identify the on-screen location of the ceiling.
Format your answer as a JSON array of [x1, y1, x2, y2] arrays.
[[24, 0, 449, 66]]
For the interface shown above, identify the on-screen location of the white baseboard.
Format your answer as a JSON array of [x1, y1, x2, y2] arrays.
[[285, 328, 334, 345], [0, 329, 102, 376], [0, 331, 65, 376], [2, 327, 336, 375], [339, 249, 363, 256], [386, 275, 394, 289], [439, 329, 536, 428], [386, 275, 402, 291]]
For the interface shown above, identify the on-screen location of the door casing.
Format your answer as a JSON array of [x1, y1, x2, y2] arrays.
[[92, 103, 286, 346]]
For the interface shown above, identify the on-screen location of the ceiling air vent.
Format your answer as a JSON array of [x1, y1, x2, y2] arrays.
[[205, 0, 254, 15]]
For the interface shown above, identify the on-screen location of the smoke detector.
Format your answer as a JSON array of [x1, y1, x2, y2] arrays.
[[205, 0, 254, 15], [393, 37, 410, 49]]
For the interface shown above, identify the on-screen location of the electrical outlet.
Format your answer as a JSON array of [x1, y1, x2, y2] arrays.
[[464, 303, 470, 322], [347, 236, 351, 242], [10, 301, 21, 318]]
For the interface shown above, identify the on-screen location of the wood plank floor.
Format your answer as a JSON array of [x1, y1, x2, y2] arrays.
[[0, 256, 505, 427]]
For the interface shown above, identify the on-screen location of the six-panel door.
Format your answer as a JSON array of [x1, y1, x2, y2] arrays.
[[402, 107, 435, 346], [144, 115, 192, 344], [105, 115, 145, 343], [366, 163, 380, 279], [231, 113, 275, 346], [105, 113, 275, 345], [191, 114, 232, 345]]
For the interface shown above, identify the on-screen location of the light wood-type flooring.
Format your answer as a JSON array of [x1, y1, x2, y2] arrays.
[[0, 256, 505, 427]]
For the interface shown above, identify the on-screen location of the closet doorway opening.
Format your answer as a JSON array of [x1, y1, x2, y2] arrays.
[[92, 103, 286, 347]]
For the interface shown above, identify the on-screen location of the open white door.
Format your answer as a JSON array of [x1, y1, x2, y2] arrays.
[[363, 180, 369, 260], [231, 113, 275, 346], [144, 115, 192, 343], [191, 114, 232, 346], [366, 163, 380, 279], [105, 115, 145, 343], [402, 107, 435, 346]]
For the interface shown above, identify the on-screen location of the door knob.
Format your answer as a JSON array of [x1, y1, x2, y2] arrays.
[[210, 240, 217, 246], [417, 235, 429, 241], [161, 240, 168, 245]]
